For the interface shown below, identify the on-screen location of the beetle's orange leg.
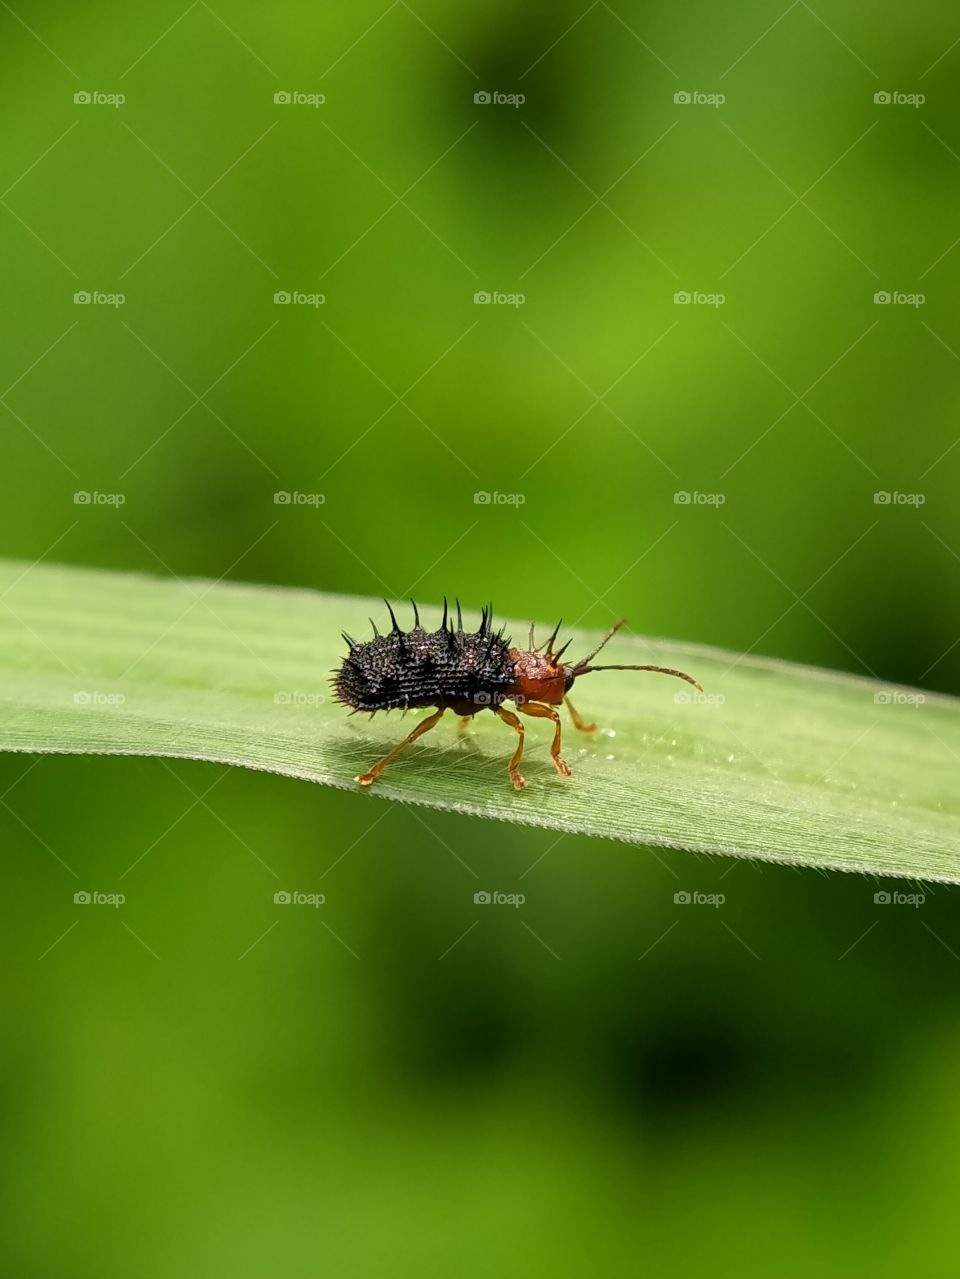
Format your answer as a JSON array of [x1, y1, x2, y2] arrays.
[[564, 696, 596, 733], [495, 705, 526, 789], [457, 716, 473, 736], [516, 701, 572, 778], [356, 708, 445, 786]]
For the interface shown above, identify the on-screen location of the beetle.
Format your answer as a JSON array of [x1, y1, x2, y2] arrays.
[[333, 600, 702, 790]]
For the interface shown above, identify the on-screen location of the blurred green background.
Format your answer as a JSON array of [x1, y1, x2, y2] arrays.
[[2, 1, 960, 1273]]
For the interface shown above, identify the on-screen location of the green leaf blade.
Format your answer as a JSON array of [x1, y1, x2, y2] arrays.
[[1, 559, 958, 880]]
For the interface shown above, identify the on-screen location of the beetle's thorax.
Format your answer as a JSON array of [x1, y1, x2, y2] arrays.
[[507, 648, 567, 705]]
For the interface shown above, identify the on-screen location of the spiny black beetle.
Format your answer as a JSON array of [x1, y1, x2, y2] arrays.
[[333, 600, 702, 789]]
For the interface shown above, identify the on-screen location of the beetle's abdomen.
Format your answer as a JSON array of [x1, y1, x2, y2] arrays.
[[335, 623, 517, 712]]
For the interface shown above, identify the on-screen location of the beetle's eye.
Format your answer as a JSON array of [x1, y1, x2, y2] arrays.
[[563, 666, 576, 693]]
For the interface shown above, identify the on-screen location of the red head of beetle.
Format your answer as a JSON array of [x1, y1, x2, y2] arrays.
[[506, 646, 571, 705]]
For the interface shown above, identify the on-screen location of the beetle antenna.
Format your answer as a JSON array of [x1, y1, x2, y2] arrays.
[[571, 620, 701, 689], [574, 662, 703, 693], [576, 618, 626, 666]]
